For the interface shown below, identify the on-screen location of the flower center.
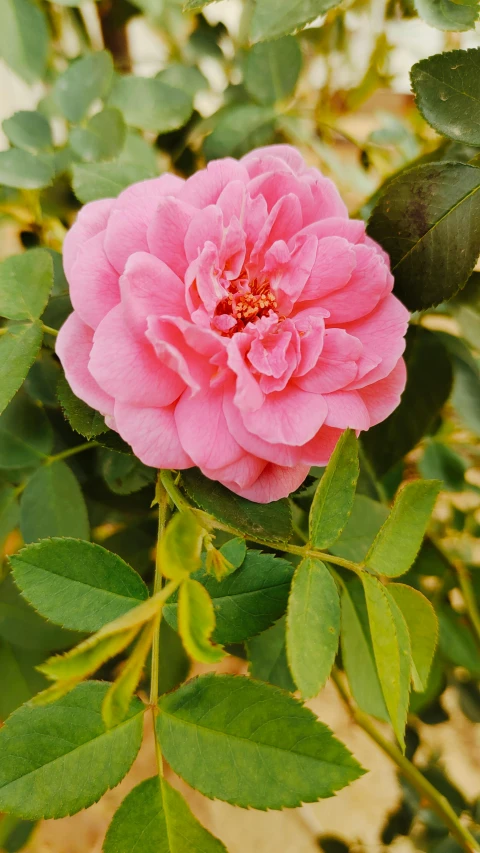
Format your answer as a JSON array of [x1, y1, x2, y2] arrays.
[[213, 278, 278, 337]]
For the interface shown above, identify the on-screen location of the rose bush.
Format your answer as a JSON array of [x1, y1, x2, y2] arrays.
[[57, 144, 408, 501]]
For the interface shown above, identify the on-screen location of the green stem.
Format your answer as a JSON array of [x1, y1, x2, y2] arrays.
[[332, 670, 480, 853], [12, 441, 98, 499], [42, 324, 59, 338], [150, 474, 170, 778]]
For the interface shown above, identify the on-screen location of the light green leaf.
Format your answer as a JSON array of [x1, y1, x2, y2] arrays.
[[0, 321, 43, 415], [0, 391, 53, 469], [309, 429, 359, 550], [20, 460, 89, 543], [329, 495, 389, 563], [157, 63, 208, 97], [72, 161, 154, 203], [54, 51, 114, 123], [217, 537, 246, 569], [178, 578, 225, 663], [247, 617, 296, 692], [164, 550, 294, 644], [204, 105, 276, 160], [242, 37, 302, 104], [340, 578, 389, 721], [0, 249, 53, 321], [57, 376, 108, 438], [3, 110, 52, 152], [70, 108, 126, 163], [250, 0, 343, 42], [414, 0, 479, 31], [10, 537, 148, 632], [367, 163, 480, 311], [0, 0, 48, 83], [411, 48, 480, 146], [388, 584, 438, 692], [0, 639, 47, 721], [39, 626, 139, 683], [362, 574, 411, 749], [182, 468, 292, 543], [102, 620, 155, 728], [286, 557, 340, 699], [158, 673, 364, 808], [0, 149, 54, 189], [160, 510, 204, 581], [0, 681, 144, 819], [109, 76, 193, 133], [118, 130, 158, 173], [365, 480, 441, 577], [104, 776, 227, 853]]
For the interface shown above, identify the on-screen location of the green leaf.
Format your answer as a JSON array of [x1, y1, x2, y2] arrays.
[[438, 331, 480, 436], [247, 617, 296, 691], [0, 249, 53, 321], [158, 620, 190, 695], [0, 574, 81, 653], [70, 108, 126, 162], [0, 0, 48, 83], [250, 0, 343, 42], [164, 550, 294, 644], [109, 76, 193, 133], [388, 584, 438, 692], [10, 537, 148, 632], [419, 441, 467, 491], [242, 37, 302, 104], [0, 815, 36, 851], [104, 776, 227, 853], [362, 574, 411, 748], [365, 480, 441, 578], [217, 537, 246, 570], [329, 495, 389, 563], [157, 63, 208, 97], [20, 460, 89, 543], [0, 681, 144, 819], [286, 557, 340, 698], [3, 110, 52, 152], [0, 321, 43, 415], [39, 626, 139, 683], [0, 148, 54, 190], [367, 162, 480, 311], [54, 51, 114, 123], [99, 448, 155, 494], [414, 0, 479, 30], [362, 326, 453, 477], [411, 49, 480, 146], [203, 105, 276, 160], [72, 161, 154, 203], [0, 391, 53, 469], [178, 578, 225, 663], [309, 429, 359, 550], [0, 639, 47, 721], [340, 578, 389, 721], [0, 486, 20, 550], [160, 510, 204, 581], [181, 468, 292, 543], [438, 608, 480, 676], [102, 620, 155, 728], [158, 674, 363, 808], [57, 376, 108, 438]]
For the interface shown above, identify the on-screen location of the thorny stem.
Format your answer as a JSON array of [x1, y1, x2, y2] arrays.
[[150, 474, 170, 778], [332, 670, 480, 853]]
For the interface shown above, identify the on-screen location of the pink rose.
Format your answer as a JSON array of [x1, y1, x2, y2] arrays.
[[57, 145, 408, 502]]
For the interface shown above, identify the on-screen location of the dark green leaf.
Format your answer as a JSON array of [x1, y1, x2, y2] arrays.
[[362, 326, 453, 477], [3, 110, 52, 152], [0, 815, 36, 852], [20, 460, 89, 543], [164, 550, 294, 644], [25, 350, 62, 407], [0, 0, 48, 83], [250, 0, 343, 42], [10, 537, 148, 632], [329, 495, 389, 563], [178, 578, 225, 663], [0, 486, 20, 549], [103, 776, 227, 853], [388, 584, 438, 692], [414, 0, 479, 31], [286, 558, 340, 698], [0, 681, 144, 819], [247, 617, 296, 691], [0, 321, 43, 415], [72, 161, 154, 203], [242, 37, 302, 104], [419, 441, 467, 491], [367, 162, 480, 311], [99, 447, 155, 495], [57, 375, 108, 438], [0, 573, 82, 652], [0, 639, 47, 720], [438, 609, 480, 676], [309, 429, 359, 550], [0, 149, 54, 189], [158, 673, 364, 808], [0, 249, 53, 321], [54, 51, 114, 123], [158, 620, 190, 696], [365, 480, 441, 577], [439, 332, 480, 435], [411, 48, 480, 146], [109, 76, 193, 133], [0, 391, 53, 469], [181, 468, 292, 543], [70, 108, 126, 162], [204, 105, 276, 160]]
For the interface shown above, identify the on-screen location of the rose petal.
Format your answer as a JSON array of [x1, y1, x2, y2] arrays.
[[114, 402, 192, 468], [69, 231, 120, 330], [175, 385, 245, 470], [63, 198, 113, 280], [56, 312, 114, 416]]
